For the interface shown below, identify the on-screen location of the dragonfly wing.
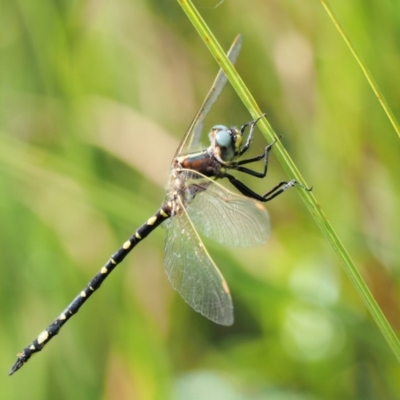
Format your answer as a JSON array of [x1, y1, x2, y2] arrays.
[[186, 173, 271, 248], [164, 197, 234, 326], [174, 35, 243, 157]]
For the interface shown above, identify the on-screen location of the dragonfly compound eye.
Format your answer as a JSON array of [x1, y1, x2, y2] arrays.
[[214, 125, 232, 148]]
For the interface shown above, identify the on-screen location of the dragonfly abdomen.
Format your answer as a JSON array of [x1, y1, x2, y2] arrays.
[[8, 206, 170, 375]]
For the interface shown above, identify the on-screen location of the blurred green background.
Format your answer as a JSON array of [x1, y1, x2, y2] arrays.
[[1, 1, 400, 399]]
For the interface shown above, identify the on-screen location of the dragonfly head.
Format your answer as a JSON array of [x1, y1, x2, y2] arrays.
[[210, 125, 242, 161]]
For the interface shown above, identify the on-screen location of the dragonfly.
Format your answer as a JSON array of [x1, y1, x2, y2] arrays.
[[9, 35, 310, 375]]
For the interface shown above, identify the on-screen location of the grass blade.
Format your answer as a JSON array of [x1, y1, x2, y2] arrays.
[[320, 0, 400, 139]]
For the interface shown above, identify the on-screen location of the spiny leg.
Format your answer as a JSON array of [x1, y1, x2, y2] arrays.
[[237, 114, 266, 157], [9, 206, 170, 376], [230, 137, 278, 177], [219, 136, 278, 187], [223, 172, 311, 202], [222, 136, 311, 201], [261, 180, 312, 201]]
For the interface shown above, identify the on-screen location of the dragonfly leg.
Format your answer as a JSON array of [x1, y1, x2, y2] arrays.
[[261, 180, 312, 201], [221, 172, 270, 200], [222, 172, 311, 202], [225, 136, 278, 178], [237, 114, 266, 157]]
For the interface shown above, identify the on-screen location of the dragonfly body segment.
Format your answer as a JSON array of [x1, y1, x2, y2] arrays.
[[8, 207, 170, 375]]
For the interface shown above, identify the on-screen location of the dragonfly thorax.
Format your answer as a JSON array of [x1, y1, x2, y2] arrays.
[[170, 124, 245, 211], [209, 125, 242, 162]]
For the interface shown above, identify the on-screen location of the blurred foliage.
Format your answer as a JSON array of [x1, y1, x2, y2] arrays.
[[1, 0, 400, 399]]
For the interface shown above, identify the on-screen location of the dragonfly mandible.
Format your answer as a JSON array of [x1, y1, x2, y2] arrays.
[[9, 35, 309, 375]]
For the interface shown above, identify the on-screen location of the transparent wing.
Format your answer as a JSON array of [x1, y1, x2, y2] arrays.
[[186, 172, 271, 248], [164, 197, 234, 326], [174, 35, 242, 157]]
